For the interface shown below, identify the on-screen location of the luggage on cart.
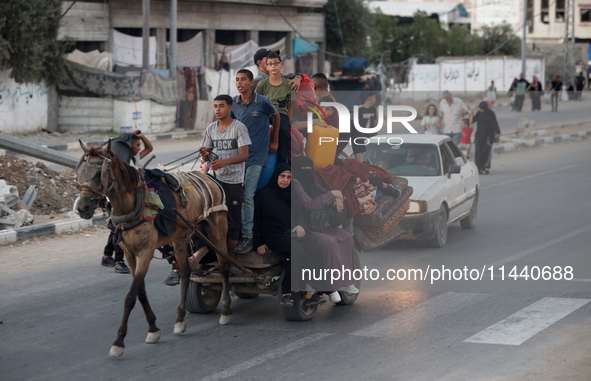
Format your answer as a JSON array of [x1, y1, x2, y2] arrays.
[[305, 124, 339, 167]]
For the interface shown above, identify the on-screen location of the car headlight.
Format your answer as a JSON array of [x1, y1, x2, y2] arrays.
[[406, 200, 427, 214]]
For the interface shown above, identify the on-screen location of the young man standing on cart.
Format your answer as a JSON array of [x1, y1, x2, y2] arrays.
[[232, 69, 280, 255], [200, 95, 251, 261]]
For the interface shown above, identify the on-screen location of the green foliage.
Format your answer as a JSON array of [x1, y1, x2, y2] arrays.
[[446, 24, 483, 57], [480, 23, 521, 56], [367, 13, 401, 65], [403, 12, 448, 62], [0, 0, 73, 85], [323, 0, 373, 68]]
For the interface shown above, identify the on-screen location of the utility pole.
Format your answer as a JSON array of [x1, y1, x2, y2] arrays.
[[142, 0, 150, 71], [563, 0, 576, 87], [170, 0, 177, 80], [521, 0, 527, 76]]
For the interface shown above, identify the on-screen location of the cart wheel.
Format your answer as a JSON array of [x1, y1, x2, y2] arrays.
[[278, 291, 318, 321], [187, 280, 221, 314], [336, 250, 361, 305], [235, 292, 259, 299]]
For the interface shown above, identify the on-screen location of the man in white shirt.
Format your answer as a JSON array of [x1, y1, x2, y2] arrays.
[[438, 90, 468, 145]]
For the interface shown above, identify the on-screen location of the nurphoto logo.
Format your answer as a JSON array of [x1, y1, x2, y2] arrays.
[[306, 101, 418, 146]]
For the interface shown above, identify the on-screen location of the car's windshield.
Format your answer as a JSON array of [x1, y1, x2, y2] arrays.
[[364, 143, 441, 177]]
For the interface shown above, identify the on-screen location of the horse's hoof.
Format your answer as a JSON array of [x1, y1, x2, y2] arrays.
[[109, 345, 124, 357], [173, 321, 186, 335], [219, 314, 232, 325], [146, 330, 161, 343]]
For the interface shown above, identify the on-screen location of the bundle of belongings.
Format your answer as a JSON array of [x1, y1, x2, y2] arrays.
[[313, 158, 412, 251]]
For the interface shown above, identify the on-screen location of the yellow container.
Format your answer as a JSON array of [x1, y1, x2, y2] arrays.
[[305, 124, 339, 167]]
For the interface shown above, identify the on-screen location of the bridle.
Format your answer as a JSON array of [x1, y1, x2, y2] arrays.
[[76, 153, 140, 201]]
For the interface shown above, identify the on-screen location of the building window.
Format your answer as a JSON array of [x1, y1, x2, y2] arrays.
[[582, 8, 591, 23], [556, 0, 565, 23], [541, 0, 549, 24], [527, 0, 534, 33]]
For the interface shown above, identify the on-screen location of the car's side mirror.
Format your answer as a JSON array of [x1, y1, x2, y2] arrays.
[[447, 165, 461, 178]]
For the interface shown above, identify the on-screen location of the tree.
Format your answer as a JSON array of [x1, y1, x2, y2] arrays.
[[404, 12, 448, 62], [446, 24, 483, 57], [322, 0, 373, 68], [367, 13, 402, 65], [480, 23, 521, 57], [0, 0, 72, 85]]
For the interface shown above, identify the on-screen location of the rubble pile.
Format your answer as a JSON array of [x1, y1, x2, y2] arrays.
[[0, 155, 80, 229]]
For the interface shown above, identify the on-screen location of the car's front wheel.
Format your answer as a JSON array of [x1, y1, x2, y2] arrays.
[[428, 205, 448, 248]]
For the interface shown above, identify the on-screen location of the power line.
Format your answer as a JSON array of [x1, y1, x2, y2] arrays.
[[267, 0, 347, 58]]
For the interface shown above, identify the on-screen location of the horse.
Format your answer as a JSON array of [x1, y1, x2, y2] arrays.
[[76, 140, 238, 357]]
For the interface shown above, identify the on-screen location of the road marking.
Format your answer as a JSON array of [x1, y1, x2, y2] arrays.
[[572, 278, 591, 282], [464, 297, 590, 346], [200, 333, 331, 381], [482, 164, 579, 190], [350, 292, 489, 339], [488, 224, 591, 267]]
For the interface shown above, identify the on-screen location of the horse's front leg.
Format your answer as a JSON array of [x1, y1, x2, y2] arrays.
[[110, 247, 159, 357], [173, 240, 190, 334]]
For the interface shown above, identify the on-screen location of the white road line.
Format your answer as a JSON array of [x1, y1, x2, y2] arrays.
[[200, 333, 331, 381], [482, 164, 579, 190], [572, 278, 591, 282], [350, 292, 489, 339], [464, 297, 590, 346], [489, 224, 591, 268]]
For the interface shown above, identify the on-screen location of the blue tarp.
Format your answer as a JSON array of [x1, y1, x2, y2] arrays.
[[343, 57, 368, 69], [294, 38, 318, 56]]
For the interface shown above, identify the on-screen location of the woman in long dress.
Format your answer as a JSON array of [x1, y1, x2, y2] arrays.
[[472, 101, 501, 174], [291, 156, 359, 297]]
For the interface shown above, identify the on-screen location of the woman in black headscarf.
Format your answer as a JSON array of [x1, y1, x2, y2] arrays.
[[253, 163, 325, 306], [472, 101, 501, 174]]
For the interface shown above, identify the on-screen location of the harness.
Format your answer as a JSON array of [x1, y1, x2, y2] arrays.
[[76, 152, 145, 231], [182, 171, 228, 220]]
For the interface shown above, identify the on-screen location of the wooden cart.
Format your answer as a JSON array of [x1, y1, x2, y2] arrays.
[[187, 250, 361, 321]]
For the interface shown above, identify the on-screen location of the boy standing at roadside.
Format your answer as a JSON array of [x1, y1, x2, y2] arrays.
[[232, 69, 280, 254], [254, 51, 292, 165]]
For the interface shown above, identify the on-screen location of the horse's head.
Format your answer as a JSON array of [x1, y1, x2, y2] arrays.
[[76, 140, 112, 219]]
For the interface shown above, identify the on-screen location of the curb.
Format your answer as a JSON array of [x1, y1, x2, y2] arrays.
[[0, 214, 108, 245], [493, 129, 591, 153]]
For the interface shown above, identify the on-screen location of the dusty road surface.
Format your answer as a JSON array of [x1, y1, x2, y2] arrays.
[[1, 137, 590, 381]]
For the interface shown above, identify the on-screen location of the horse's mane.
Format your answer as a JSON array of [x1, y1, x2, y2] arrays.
[[87, 146, 141, 188]]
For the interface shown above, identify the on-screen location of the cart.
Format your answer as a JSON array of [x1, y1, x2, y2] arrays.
[[186, 250, 362, 321]]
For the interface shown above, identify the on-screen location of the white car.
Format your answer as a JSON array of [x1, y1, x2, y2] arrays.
[[363, 134, 480, 247]]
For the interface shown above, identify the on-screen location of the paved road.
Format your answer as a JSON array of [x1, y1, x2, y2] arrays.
[[1, 136, 590, 380]]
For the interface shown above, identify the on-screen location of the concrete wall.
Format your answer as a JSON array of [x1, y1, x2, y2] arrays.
[[403, 56, 545, 100], [528, 42, 590, 84], [151, 103, 177, 133], [58, 96, 176, 134], [0, 70, 49, 135], [59, 97, 114, 133]]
